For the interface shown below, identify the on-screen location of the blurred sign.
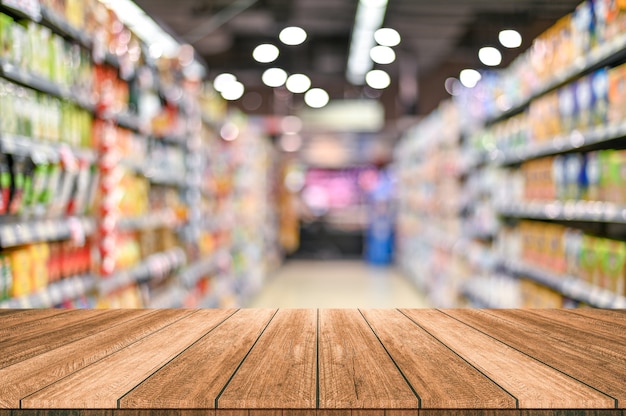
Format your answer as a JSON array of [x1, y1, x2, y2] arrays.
[[297, 99, 384, 132]]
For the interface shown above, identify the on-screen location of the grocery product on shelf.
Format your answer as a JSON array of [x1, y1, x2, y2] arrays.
[[0, 0, 280, 309], [396, 0, 626, 308]]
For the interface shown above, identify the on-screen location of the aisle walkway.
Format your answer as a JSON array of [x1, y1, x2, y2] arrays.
[[247, 260, 430, 308]]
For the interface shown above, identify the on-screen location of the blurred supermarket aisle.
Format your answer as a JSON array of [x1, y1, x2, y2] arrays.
[[247, 260, 430, 308]]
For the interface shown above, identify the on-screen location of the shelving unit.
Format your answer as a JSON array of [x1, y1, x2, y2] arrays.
[[0, 0, 279, 308], [396, 0, 626, 308]]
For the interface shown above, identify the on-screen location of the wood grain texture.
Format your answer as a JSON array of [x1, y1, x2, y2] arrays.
[[360, 309, 515, 409], [120, 309, 277, 409], [383, 411, 417, 416], [419, 411, 519, 416], [444, 309, 626, 408], [0, 309, 192, 408], [528, 309, 626, 343], [488, 310, 625, 363], [0, 309, 144, 369], [400, 309, 614, 409], [216, 410, 248, 416], [21, 309, 237, 409], [0, 309, 66, 329], [520, 410, 623, 416], [218, 309, 317, 409], [318, 309, 418, 410], [9, 411, 112, 416], [570, 309, 626, 325], [113, 411, 215, 416]]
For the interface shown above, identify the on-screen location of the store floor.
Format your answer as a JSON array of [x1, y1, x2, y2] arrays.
[[247, 260, 431, 308]]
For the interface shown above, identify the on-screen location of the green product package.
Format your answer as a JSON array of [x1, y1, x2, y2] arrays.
[[602, 239, 626, 294], [579, 234, 600, 285], [0, 13, 13, 58]]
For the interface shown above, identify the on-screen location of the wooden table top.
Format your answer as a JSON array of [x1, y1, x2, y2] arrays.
[[0, 308, 624, 416]]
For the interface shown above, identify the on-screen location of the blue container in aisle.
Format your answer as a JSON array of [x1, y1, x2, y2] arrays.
[[364, 169, 395, 265]]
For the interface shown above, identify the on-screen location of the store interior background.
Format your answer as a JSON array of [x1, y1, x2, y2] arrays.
[[0, 0, 625, 309]]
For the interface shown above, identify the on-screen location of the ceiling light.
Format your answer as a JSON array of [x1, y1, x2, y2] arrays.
[[360, 0, 387, 7], [374, 28, 400, 47], [365, 69, 390, 89], [346, 0, 388, 85], [279, 26, 307, 46], [444, 77, 461, 96], [220, 122, 239, 141], [253, 44, 279, 63], [459, 69, 481, 88], [262, 68, 288, 87], [478, 46, 502, 66], [499, 29, 522, 48], [220, 81, 245, 100], [304, 88, 330, 108], [213, 73, 237, 92], [286, 74, 311, 93], [370, 45, 395, 64]]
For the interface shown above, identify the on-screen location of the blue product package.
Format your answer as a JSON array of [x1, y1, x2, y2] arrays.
[[591, 67, 609, 126]]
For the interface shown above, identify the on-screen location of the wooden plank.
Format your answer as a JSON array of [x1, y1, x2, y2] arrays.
[[216, 410, 247, 416], [0, 309, 69, 331], [9, 411, 112, 416], [444, 309, 626, 408], [384, 411, 417, 416], [400, 309, 615, 409], [249, 410, 282, 416], [318, 309, 418, 409], [283, 411, 316, 416], [520, 410, 623, 416], [217, 309, 317, 409], [21, 309, 237, 409], [488, 310, 625, 363], [0, 309, 193, 408], [0, 309, 91, 339], [113, 411, 215, 416], [420, 411, 519, 416], [360, 309, 515, 409], [570, 309, 626, 325], [0, 309, 144, 369], [120, 309, 277, 409], [529, 310, 626, 342]]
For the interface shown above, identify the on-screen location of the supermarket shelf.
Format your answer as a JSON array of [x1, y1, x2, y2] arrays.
[[146, 170, 189, 188], [145, 286, 186, 308], [496, 121, 626, 165], [461, 283, 498, 308], [0, 133, 96, 163], [118, 209, 182, 232], [499, 258, 626, 308], [0, 273, 96, 308], [99, 247, 187, 296], [0, 216, 95, 248], [178, 249, 227, 289], [488, 32, 626, 124], [498, 200, 626, 224], [114, 112, 142, 132], [39, 6, 92, 48], [0, 59, 95, 112], [0, 0, 41, 21]]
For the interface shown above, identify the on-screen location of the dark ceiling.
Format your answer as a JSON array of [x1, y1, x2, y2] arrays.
[[136, 0, 582, 130]]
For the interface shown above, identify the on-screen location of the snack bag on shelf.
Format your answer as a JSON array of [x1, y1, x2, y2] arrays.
[[584, 151, 601, 201]]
